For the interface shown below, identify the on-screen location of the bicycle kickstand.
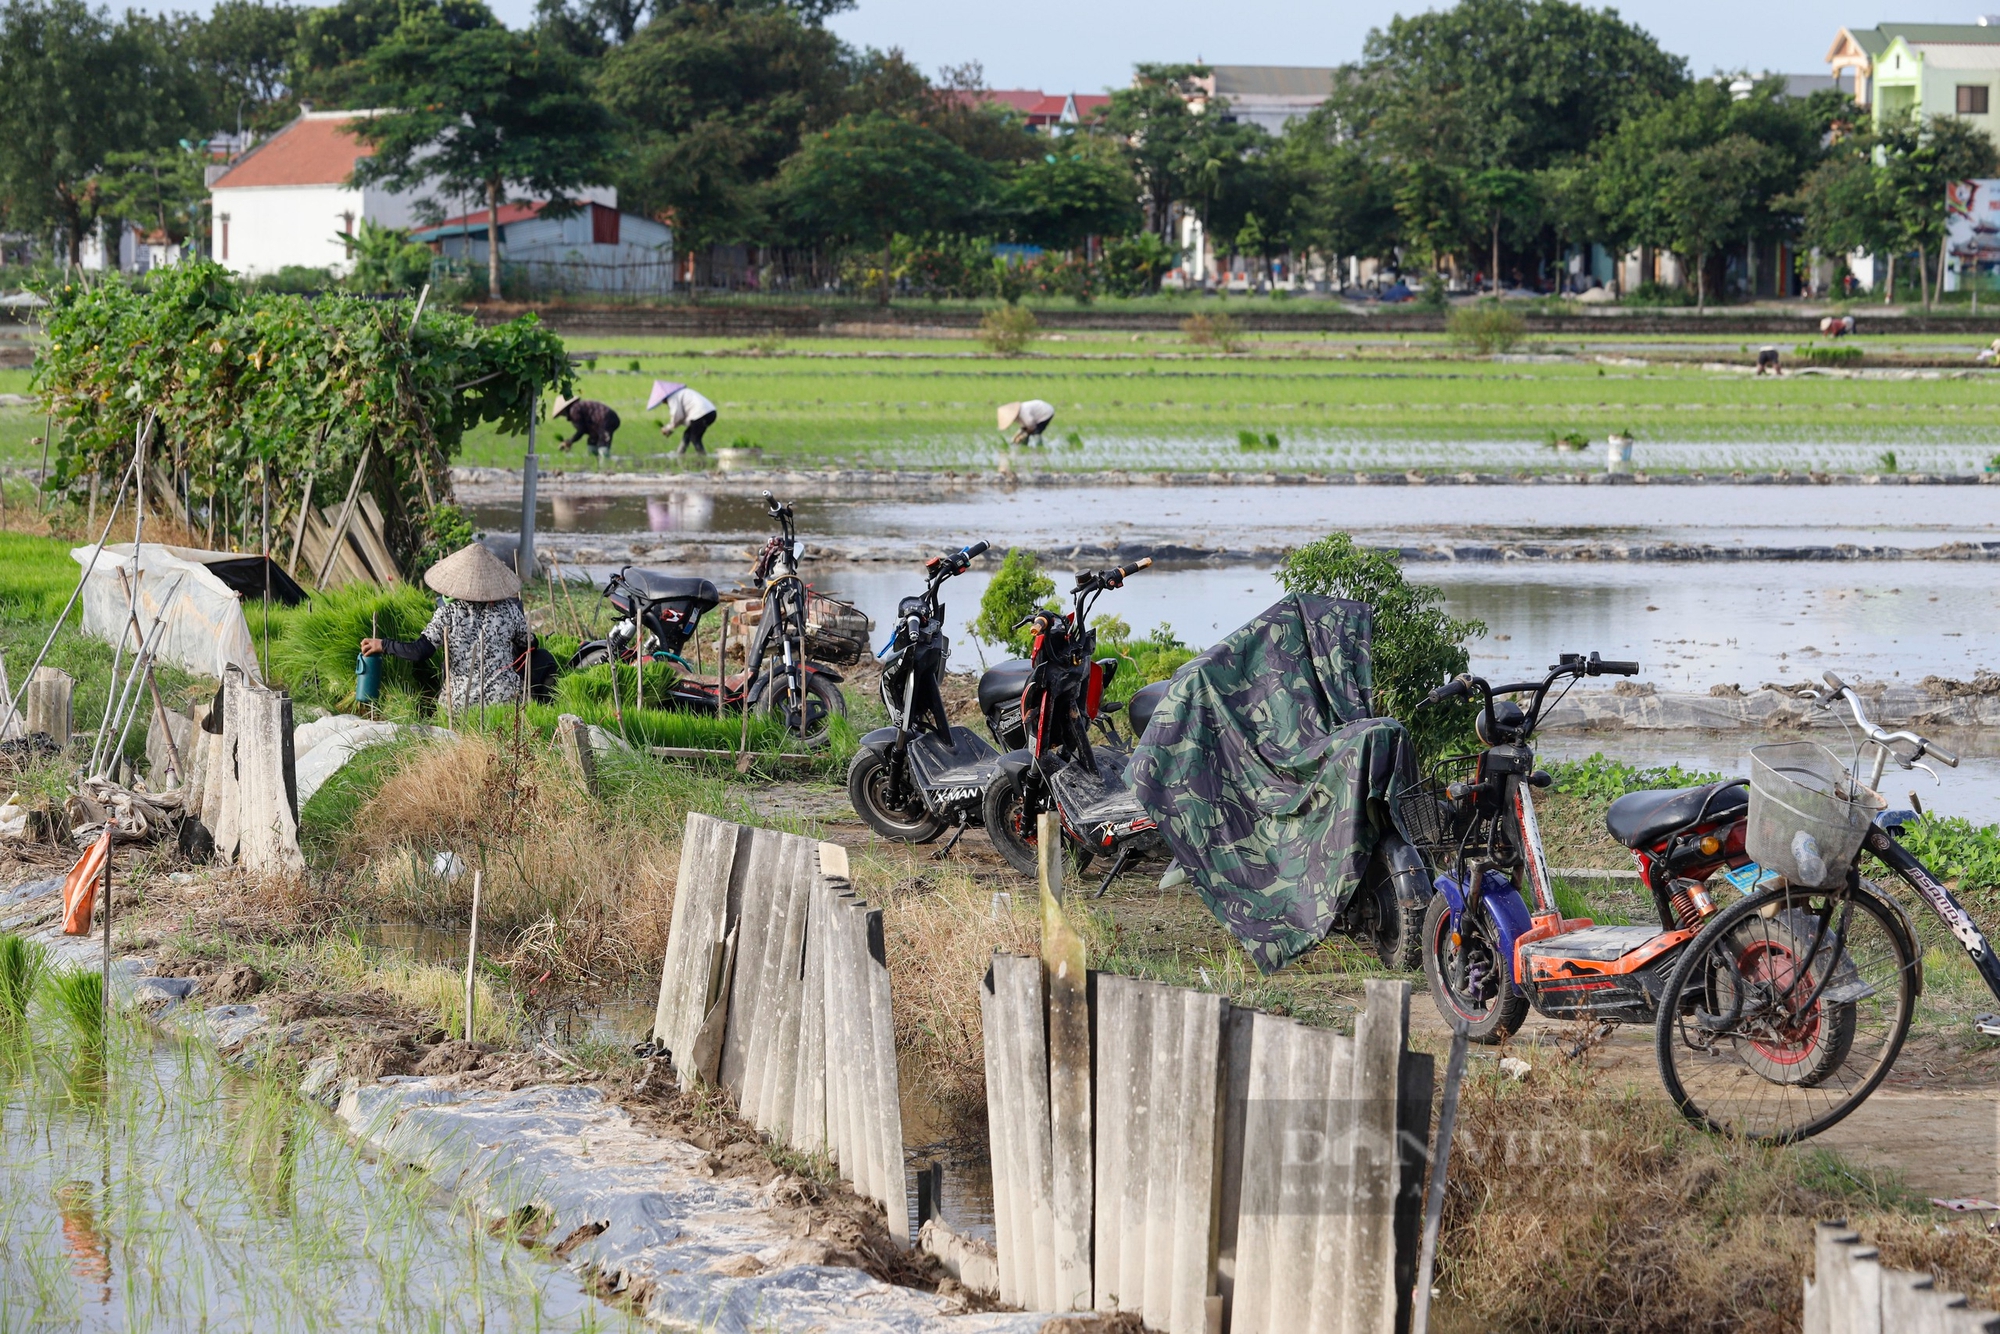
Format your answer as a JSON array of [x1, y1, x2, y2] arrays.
[[932, 811, 970, 861], [1093, 848, 1133, 898]]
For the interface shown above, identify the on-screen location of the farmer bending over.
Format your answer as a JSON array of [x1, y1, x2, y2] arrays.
[[553, 396, 621, 462], [359, 542, 531, 714], [648, 380, 718, 456], [998, 399, 1056, 445]]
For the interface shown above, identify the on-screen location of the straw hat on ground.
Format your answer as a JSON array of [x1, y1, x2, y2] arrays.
[[424, 541, 521, 601]]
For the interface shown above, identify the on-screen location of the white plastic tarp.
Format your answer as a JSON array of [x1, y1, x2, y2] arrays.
[[70, 544, 261, 683]]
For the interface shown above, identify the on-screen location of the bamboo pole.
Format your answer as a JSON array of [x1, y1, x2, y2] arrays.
[[314, 443, 373, 589]]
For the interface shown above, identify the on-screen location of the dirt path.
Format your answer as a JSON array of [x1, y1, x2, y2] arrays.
[[1405, 1000, 2000, 1204]]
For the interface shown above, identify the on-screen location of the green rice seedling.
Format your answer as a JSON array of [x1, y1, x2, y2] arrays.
[[626, 359, 640, 371], [266, 581, 439, 708], [0, 933, 48, 1024], [1877, 449, 1898, 473], [1064, 430, 1084, 449]]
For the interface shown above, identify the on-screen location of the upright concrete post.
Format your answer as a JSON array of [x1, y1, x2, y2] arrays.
[[1039, 812, 1093, 1311], [24, 666, 73, 746]]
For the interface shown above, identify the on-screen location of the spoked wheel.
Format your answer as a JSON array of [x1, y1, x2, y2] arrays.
[[981, 771, 1090, 879], [846, 749, 945, 843], [756, 672, 846, 748], [1422, 895, 1529, 1043], [1654, 879, 1916, 1143]]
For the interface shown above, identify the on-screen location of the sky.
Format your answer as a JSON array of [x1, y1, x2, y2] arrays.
[[809, 0, 1865, 95]]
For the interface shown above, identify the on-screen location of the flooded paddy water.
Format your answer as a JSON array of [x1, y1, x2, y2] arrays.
[[0, 1020, 633, 1331]]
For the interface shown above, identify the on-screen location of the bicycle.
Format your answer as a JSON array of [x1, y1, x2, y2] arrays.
[[1654, 670, 2000, 1142]]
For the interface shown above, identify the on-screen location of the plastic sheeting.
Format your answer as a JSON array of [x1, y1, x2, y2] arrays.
[[70, 544, 261, 683]]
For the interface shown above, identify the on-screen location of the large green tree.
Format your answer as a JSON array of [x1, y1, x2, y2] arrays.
[[775, 111, 987, 303], [89, 145, 208, 249], [349, 5, 617, 300], [0, 0, 198, 263], [595, 3, 846, 251], [998, 141, 1140, 250], [1876, 110, 2000, 308], [178, 0, 302, 136]]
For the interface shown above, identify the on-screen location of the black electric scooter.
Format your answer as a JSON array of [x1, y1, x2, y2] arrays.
[[981, 560, 1169, 891], [847, 541, 1001, 851]]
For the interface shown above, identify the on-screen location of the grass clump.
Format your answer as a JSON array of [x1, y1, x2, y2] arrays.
[[977, 304, 1039, 355], [1445, 301, 1525, 354], [1236, 430, 1280, 452], [0, 932, 48, 1024], [1181, 310, 1241, 352]]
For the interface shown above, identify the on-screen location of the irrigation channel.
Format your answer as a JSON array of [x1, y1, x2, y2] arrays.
[[0, 1010, 636, 1330], [465, 473, 2000, 820]]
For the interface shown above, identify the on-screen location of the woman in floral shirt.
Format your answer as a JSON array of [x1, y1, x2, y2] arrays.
[[360, 542, 531, 715]]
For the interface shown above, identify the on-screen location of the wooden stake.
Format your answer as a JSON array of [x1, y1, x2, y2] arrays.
[[463, 868, 482, 1042], [1412, 1020, 1471, 1334], [314, 443, 373, 589], [100, 821, 113, 1036]]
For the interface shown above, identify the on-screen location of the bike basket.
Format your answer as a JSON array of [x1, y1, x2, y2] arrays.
[[1746, 741, 1884, 889], [1397, 756, 1478, 856], [805, 594, 873, 666]]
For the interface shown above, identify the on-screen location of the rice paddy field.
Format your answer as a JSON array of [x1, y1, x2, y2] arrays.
[[8, 321, 2000, 475], [450, 327, 2000, 473]]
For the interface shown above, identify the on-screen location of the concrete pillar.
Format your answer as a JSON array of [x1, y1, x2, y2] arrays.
[[24, 666, 73, 746]]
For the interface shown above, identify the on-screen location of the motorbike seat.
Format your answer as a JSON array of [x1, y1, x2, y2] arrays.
[[1126, 680, 1172, 737], [622, 569, 720, 609], [1604, 780, 1747, 850], [977, 659, 1032, 713]]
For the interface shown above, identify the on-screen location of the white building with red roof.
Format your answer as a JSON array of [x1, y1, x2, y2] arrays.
[[209, 108, 616, 279], [947, 88, 1110, 133]]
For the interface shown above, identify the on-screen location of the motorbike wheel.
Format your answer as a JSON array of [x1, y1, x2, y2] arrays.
[[571, 645, 612, 669], [1421, 894, 1529, 1044], [981, 770, 1091, 879], [847, 749, 946, 844], [756, 673, 847, 748], [1356, 850, 1427, 971]]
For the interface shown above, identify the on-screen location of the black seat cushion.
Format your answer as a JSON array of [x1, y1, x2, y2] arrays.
[[978, 659, 1031, 713], [623, 568, 719, 608], [1604, 780, 1748, 850], [1126, 679, 1172, 737]]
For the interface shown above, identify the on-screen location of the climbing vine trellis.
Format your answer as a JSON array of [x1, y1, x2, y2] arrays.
[[34, 262, 574, 576]]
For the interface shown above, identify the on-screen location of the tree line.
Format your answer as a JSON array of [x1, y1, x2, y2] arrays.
[[0, 0, 1991, 305]]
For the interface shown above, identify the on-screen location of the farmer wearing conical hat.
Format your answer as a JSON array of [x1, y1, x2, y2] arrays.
[[997, 399, 1056, 445], [359, 542, 532, 713], [553, 395, 622, 462], [647, 380, 718, 456]]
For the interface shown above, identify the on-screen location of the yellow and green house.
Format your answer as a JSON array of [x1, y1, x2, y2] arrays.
[[1828, 22, 2000, 131]]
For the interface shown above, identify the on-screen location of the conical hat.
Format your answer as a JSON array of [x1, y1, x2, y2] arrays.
[[647, 380, 686, 411], [424, 541, 521, 601], [552, 394, 577, 417], [997, 402, 1023, 430]]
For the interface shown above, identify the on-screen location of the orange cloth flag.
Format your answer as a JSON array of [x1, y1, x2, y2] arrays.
[[61, 827, 112, 936]]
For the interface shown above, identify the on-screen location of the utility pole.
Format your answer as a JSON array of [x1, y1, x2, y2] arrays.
[[518, 386, 538, 585]]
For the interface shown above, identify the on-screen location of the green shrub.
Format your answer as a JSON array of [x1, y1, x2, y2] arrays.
[[978, 303, 1039, 355], [1623, 281, 1693, 308], [1092, 620, 1198, 703], [1181, 311, 1242, 352], [1545, 754, 1724, 805], [1277, 533, 1484, 762], [1446, 301, 1525, 354], [1886, 813, 2000, 897], [973, 548, 1057, 656]]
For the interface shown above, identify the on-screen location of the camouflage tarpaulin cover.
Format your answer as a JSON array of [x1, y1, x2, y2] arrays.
[[1129, 593, 1417, 973]]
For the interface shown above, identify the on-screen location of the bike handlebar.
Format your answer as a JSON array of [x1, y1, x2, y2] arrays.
[[1418, 651, 1640, 739], [1820, 670, 1959, 769]]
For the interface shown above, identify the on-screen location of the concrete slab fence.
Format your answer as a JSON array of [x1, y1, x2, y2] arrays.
[[983, 963, 1433, 1334], [652, 812, 909, 1242], [178, 665, 302, 874], [1805, 1222, 2000, 1334]]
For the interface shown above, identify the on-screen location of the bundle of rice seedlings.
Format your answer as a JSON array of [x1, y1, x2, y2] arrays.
[[45, 969, 105, 1056], [0, 932, 48, 1023], [267, 582, 438, 705]]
